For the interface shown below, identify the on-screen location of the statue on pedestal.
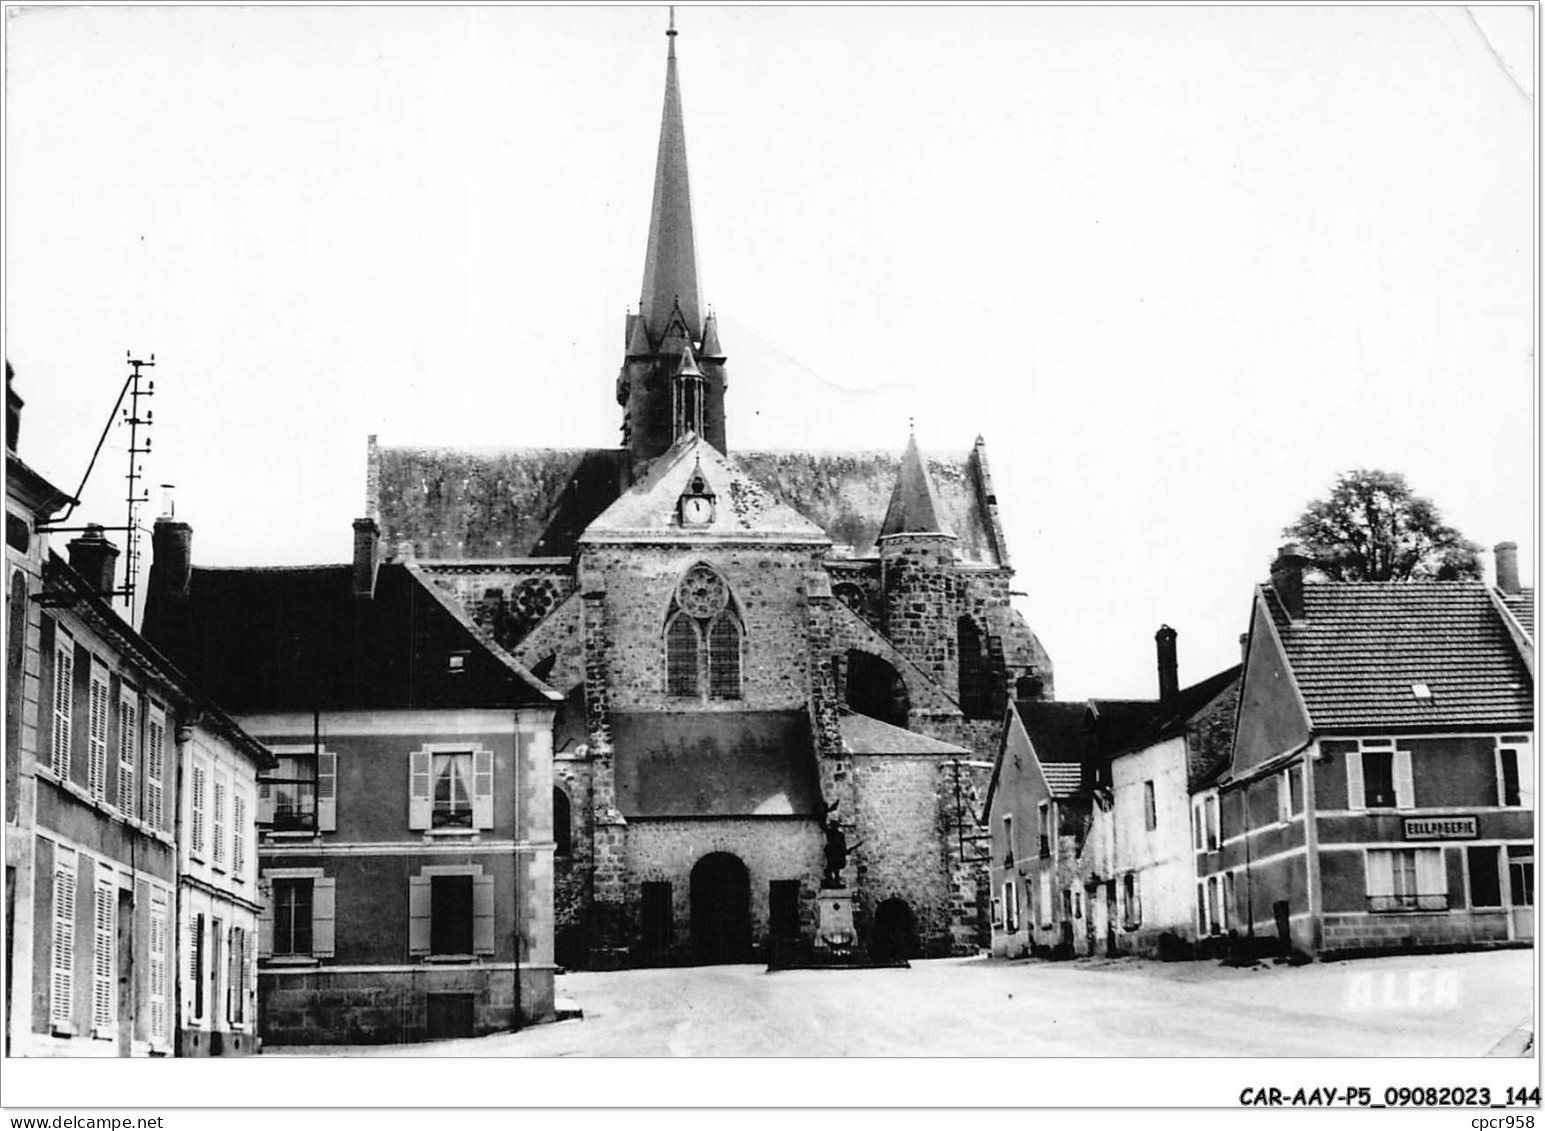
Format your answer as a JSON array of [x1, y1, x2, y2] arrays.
[[821, 800, 859, 889]]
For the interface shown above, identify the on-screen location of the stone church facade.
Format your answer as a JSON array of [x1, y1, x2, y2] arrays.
[[368, 24, 1053, 968]]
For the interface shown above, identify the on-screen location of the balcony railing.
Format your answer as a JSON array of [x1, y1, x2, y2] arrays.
[[1368, 893, 1448, 913]]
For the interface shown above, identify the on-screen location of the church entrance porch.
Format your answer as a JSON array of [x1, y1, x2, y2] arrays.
[[690, 853, 752, 964]]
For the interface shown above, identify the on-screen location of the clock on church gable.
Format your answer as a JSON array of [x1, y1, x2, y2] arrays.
[[678, 468, 716, 527]]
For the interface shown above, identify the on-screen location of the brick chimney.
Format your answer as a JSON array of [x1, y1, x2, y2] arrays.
[[149, 515, 193, 602], [1155, 624, 1179, 705], [66, 524, 118, 596], [352, 517, 380, 599], [6, 361, 21, 454], [1270, 544, 1307, 621], [1495, 541, 1520, 596]]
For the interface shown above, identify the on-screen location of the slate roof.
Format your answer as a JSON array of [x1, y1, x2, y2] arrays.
[[612, 710, 821, 818], [1264, 580, 1534, 731], [141, 562, 556, 714], [839, 711, 971, 756], [372, 440, 1008, 564], [879, 434, 955, 539]]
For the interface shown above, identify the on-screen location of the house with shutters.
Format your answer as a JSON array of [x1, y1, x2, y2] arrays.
[[5, 367, 271, 1058], [1195, 544, 1534, 959], [140, 514, 561, 1044]]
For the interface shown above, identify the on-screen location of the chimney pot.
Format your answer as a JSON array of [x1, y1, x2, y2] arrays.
[[1270, 543, 1307, 621], [1494, 541, 1521, 596], [1155, 624, 1179, 704], [66, 523, 119, 596], [353, 517, 381, 599]]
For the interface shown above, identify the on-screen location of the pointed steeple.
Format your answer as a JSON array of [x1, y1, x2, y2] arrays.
[[880, 432, 956, 539], [639, 11, 701, 343], [700, 309, 723, 358]]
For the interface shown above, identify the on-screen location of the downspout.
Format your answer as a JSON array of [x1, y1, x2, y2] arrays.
[[512, 713, 522, 1030], [1301, 740, 1322, 957], [172, 719, 191, 1056]]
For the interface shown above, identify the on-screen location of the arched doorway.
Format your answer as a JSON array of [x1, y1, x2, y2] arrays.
[[870, 897, 917, 960], [844, 650, 910, 727], [690, 852, 751, 964]]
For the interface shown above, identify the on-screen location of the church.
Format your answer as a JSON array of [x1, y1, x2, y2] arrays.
[[366, 20, 1053, 968]]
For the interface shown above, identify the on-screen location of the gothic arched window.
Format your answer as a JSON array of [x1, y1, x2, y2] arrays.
[[553, 787, 572, 858], [665, 565, 742, 701]]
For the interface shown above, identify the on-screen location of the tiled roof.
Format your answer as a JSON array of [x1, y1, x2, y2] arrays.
[[1016, 699, 1161, 797], [840, 712, 970, 756], [1040, 762, 1084, 797], [142, 563, 555, 714], [612, 710, 821, 818], [1501, 589, 1534, 638], [1265, 580, 1533, 731]]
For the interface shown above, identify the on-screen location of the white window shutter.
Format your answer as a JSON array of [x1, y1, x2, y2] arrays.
[[317, 751, 337, 832], [1394, 748, 1414, 810], [473, 874, 495, 955], [1345, 751, 1365, 812], [408, 751, 431, 830], [1365, 849, 1394, 897], [256, 879, 274, 959], [257, 778, 275, 828], [472, 750, 494, 830], [311, 877, 336, 958], [1415, 848, 1445, 897], [50, 863, 75, 1030], [408, 875, 431, 955], [1520, 745, 1535, 809], [92, 880, 114, 1035]]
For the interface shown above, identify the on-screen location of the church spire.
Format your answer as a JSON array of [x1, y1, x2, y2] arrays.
[[880, 432, 956, 539], [639, 8, 701, 342]]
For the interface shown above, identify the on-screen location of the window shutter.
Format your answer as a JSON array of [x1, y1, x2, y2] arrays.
[[1393, 748, 1414, 810], [257, 777, 275, 828], [145, 713, 165, 831], [191, 763, 206, 856], [311, 877, 336, 958], [317, 751, 337, 832], [473, 874, 495, 955], [52, 639, 73, 778], [88, 668, 109, 800], [256, 879, 274, 959], [472, 750, 494, 830], [1365, 849, 1394, 897], [50, 861, 75, 1031], [1415, 847, 1444, 896], [148, 895, 168, 1046], [408, 875, 431, 955], [1345, 751, 1366, 812], [408, 751, 431, 830], [92, 880, 115, 1035], [1520, 746, 1535, 809]]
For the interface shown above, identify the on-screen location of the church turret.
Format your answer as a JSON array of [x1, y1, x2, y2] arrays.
[[617, 12, 728, 466]]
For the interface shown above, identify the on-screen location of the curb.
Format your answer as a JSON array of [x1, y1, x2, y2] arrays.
[[1484, 1015, 1534, 1058]]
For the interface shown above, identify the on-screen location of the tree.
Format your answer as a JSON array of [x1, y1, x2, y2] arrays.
[[1283, 469, 1482, 582]]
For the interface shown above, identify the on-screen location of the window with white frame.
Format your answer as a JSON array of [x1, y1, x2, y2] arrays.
[[1367, 847, 1445, 912], [1037, 800, 1051, 857], [1345, 739, 1413, 811], [1002, 814, 1015, 865], [117, 689, 138, 818], [1001, 879, 1019, 932], [1143, 780, 1157, 831], [261, 747, 336, 833], [1508, 847, 1534, 908], [1277, 771, 1291, 823], [51, 628, 74, 779], [92, 875, 115, 1036], [261, 871, 335, 960], [409, 746, 492, 831], [87, 661, 109, 802], [1498, 738, 1534, 808], [144, 706, 166, 831], [1038, 870, 1052, 927], [50, 851, 76, 1031], [408, 867, 494, 958], [1194, 792, 1220, 850], [1205, 875, 1222, 936], [212, 775, 227, 868]]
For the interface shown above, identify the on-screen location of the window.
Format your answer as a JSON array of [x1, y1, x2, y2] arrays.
[[145, 707, 166, 831], [1367, 847, 1445, 912], [1468, 846, 1502, 908], [1508, 847, 1534, 909], [665, 565, 742, 701], [410, 747, 491, 832], [1346, 740, 1412, 810], [1499, 744, 1533, 808], [92, 877, 115, 1036], [212, 775, 227, 867], [1223, 872, 1236, 930], [1002, 814, 1015, 866], [1061, 888, 1072, 918], [190, 761, 207, 857], [51, 629, 74, 779], [269, 754, 317, 832], [263, 873, 334, 959], [1122, 873, 1141, 929], [117, 690, 138, 817], [433, 753, 473, 828], [553, 788, 572, 857], [1205, 794, 1219, 850], [1205, 876, 1221, 936], [209, 918, 223, 1028], [1277, 771, 1291, 823], [1287, 764, 1304, 816], [190, 913, 204, 1020], [409, 869, 493, 958], [50, 853, 76, 1031], [1196, 883, 1206, 935], [228, 926, 246, 1025], [273, 878, 314, 956], [87, 662, 109, 801], [1143, 780, 1157, 831], [1037, 801, 1051, 857], [148, 892, 168, 1047]]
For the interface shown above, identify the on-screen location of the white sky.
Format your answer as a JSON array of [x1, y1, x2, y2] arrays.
[[4, 5, 1535, 701]]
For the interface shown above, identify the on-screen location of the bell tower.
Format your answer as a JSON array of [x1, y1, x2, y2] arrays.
[[616, 12, 728, 466]]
